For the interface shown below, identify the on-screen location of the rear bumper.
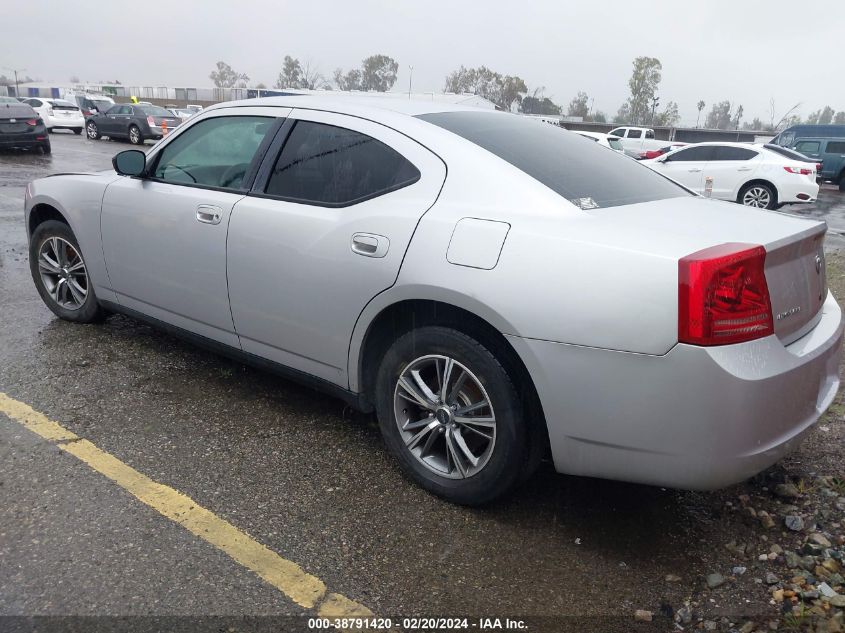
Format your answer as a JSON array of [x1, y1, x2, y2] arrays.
[[45, 114, 85, 129], [509, 291, 843, 489], [0, 134, 45, 148], [778, 179, 820, 204]]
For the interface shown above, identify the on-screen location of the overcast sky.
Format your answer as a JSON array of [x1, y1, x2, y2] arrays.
[[4, 0, 843, 125]]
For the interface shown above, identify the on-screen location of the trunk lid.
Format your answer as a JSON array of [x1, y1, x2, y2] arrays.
[[588, 196, 828, 345]]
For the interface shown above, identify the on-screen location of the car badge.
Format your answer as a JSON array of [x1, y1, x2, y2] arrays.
[[816, 254, 823, 274], [9, 118, 15, 123]]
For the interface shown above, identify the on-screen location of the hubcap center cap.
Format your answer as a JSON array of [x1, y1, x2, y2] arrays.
[[435, 406, 452, 426]]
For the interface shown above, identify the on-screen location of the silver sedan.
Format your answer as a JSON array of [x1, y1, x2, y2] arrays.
[[24, 96, 843, 504]]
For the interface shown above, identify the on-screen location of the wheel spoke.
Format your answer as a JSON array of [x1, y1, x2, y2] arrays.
[[402, 415, 436, 432], [446, 369, 467, 404], [51, 238, 65, 266], [54, 278, 67, 304], [454, 415, 496, 428], [67, 259, 85, 273], [411, 369, 439, 404], [405, 420, 440, 450], [67, 278, 86, 305], [445, 431, 467, 478], [397, 376, 436, 410], [455, 400, 488, 416], [439, 358, 454, 401], [452, 428, 480, 467], [38, 256, 61, 274]]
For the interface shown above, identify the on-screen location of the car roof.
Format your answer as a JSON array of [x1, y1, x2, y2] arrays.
[[207, 95, 488, 119]]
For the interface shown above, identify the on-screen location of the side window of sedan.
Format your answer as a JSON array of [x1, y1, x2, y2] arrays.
[[152, 116, 275, 190], [665, 146, 713, 162], [264, 120, 421, 206]]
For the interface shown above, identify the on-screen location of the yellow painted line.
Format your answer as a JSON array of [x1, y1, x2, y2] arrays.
[[0, 392, 372, 618]]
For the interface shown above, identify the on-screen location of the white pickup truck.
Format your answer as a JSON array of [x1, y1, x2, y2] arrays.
[[607, 126, 683, 158]]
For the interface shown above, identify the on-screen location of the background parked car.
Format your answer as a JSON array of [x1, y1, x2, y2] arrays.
[[607, 126, 676, 157], [22, 98, 84, 134], [0, 101, 49, 153], [575, 131, 624, 152], [791, 138, 845, 191], [770, 124, 845, 149], [169, 108, 196, 121], [643, 142, 819, 209], [86, 104, 182, 145], [0, 96, 21, 104], [639, 144, 686, 160], [62, 92, 115, 117]]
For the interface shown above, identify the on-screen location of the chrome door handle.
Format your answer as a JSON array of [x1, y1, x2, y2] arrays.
[[351, 232, 389, 258], [196, 205, 222, 225], [737, 167, 753, 171], [688, 168, 702, 172]]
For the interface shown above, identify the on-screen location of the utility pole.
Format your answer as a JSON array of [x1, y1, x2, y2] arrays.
[[4, 67, 26, 97], [650, 95, 659, 125], [408, 65, 413, 99]]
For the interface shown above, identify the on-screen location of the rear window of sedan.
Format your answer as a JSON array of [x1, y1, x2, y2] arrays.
[[417, 112, 689, 209], [138, 105, 172, 117]]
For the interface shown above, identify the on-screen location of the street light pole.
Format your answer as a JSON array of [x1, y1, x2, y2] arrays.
[[3, 67, 26, 97], [408, 65, 413, 99]]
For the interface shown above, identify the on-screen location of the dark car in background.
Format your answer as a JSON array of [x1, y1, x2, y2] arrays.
[[792, 138, 845, 191], [0, 102, 50, 153], [85, 104, 181, 145]]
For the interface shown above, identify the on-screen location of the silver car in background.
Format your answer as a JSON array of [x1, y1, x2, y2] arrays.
[[24, 97, 843, 504]]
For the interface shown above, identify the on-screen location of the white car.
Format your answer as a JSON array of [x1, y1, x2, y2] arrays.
[[22, 98, 85, 134], [575, 131, 624, 152], [643, 142, 819, 209]]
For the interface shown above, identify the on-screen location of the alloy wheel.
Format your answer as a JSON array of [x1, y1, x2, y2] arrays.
[[129, 127, 140, 144], [86, 122, 98, 139], [38, 237, 88, 310], [742, 186, 771, 208], [393, 354, 496, 479]]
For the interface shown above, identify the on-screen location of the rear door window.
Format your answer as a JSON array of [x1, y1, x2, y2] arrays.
[[627, 129, 643, 139], [417, 111, 688, 209], [152, 116, 275, 190], [795, 140, 821, 155], [712, 146, 758, 161], [825, 141, 845, 154], [263, 120, 421, 206]]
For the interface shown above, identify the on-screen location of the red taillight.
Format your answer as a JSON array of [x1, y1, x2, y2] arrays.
[[679, 243, 774, 346], [817, 163, 823, 172], [147, 115, 155, 126], [26, 119, 38, 126], [784, 166, 812, 175]]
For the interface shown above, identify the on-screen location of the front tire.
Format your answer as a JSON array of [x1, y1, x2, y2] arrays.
[[839, 172, 845, 192], [738, 182, 776, 209], [128, 125, 142, 145], [375, 326, 528, 505], [29, 220, 104, 323], [86, 121, 100, 140], [73, 127, 82, 135]]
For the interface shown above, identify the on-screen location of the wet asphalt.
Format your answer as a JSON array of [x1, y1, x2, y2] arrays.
[[2, 132, 845, 631]]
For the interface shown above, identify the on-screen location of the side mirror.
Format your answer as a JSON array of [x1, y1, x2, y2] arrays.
[[113, 149, 146, 177]]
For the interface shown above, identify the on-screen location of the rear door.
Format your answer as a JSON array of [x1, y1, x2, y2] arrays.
[[704, 145, 760, 200], [655, 145, 713, 192], [100, 105, 127, 135], [820, 140, 845, 181], [226, 109, 447, 385]]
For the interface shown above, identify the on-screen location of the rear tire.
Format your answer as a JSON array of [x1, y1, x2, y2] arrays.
[[128, 125, 142, 145], [375, 326, 529, 505], [29, 220, 105, 323], [738, 182, 777, 209], [86, 121, 100, 140], [39, 142, 51, 155]]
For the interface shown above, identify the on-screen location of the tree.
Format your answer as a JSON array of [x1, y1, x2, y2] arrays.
[[255, 82, 267, 90], [622, 56, 662, 125], [334, 68, 362, 91], [835, 112, 845, 125], [819, 106, 835, 125], [591, 111, 607, 123], [209, 61, 249, 88], [696, 100, 705, 127], [732, 104, 744, 130], [742, 117, 766, 131], [275, 56, 303, 89], [705, 100, 732, 129], [360, 54, 399, 92], [613, 101, 632, 124], [443, 65, 527, 110], [69, 75, 80, 84], [566, 91, 590, 118], [522, 94, 561, 116], [300, 60, 328, 90], [769, 98, 801, 130], [654, 100, 680, 127]]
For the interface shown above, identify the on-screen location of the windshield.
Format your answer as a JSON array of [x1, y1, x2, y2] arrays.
[[90, 99, 113, 110], [417, 112, 689, 209], [138, 105, 173, 117]]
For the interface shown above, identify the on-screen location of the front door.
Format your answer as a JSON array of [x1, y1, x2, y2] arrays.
[[100, 109, 284, 347], [226, 109, 447, 385], [656, 145, 714, 193], [703, 145, 760, 200]]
